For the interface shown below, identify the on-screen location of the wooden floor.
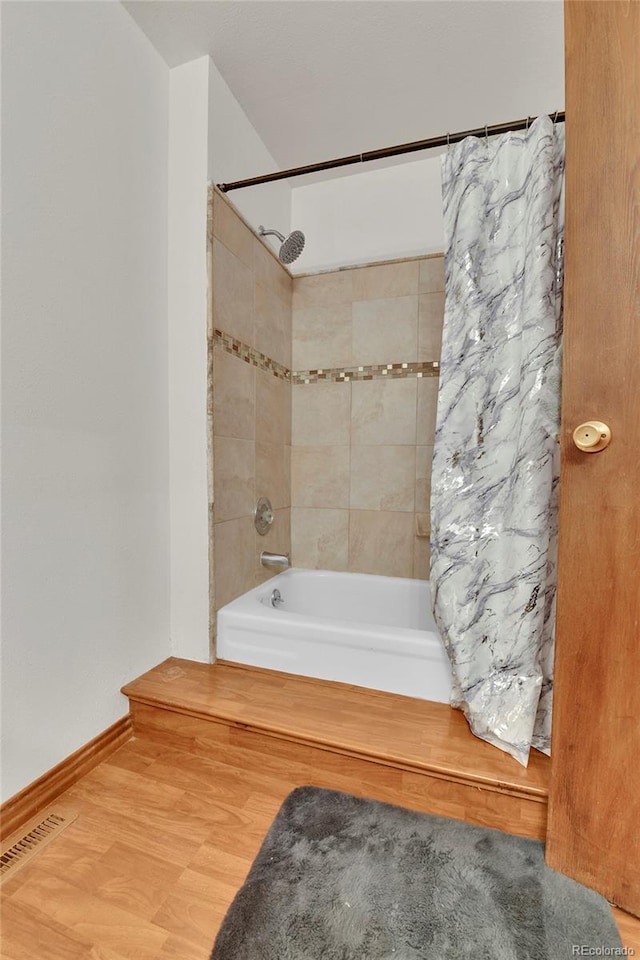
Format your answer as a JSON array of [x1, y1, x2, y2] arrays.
[[1, 733, 639, 958]]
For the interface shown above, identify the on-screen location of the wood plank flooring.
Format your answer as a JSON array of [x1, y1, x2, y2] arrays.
[[1, 734, 638, 958]]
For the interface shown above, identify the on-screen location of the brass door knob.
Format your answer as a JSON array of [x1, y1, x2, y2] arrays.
[[573, 421, 611, 453]]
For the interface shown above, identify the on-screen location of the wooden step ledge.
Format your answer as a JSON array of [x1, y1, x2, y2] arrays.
[[122, 658, 549, 804]]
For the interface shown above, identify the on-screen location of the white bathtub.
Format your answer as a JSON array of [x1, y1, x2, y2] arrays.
[[216, 568, 452, 703]]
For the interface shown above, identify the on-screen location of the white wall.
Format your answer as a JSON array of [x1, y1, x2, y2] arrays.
[[208, 58, 291, 245], [290, 156, 445, 274], [166, 55, 292, 664], [1, 1, 170, 801], [168, 57, 211, 662]]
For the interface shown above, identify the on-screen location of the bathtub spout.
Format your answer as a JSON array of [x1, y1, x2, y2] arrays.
[[260, 551, 290, 569]]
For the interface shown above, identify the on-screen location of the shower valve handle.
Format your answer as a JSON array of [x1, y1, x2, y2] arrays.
[[572, 421, 611, 453]]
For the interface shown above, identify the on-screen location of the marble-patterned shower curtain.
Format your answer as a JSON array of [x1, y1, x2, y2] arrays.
[[431, 116, 564, 766]]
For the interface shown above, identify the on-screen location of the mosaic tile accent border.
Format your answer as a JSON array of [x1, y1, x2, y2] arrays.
[[292, 361, 440, 385], [213, 329, 291, 381], [212, 328, 440, 385]]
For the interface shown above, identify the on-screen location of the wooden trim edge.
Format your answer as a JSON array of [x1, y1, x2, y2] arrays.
[[0, 715, 133, 839], [127, 695, 546, 804]]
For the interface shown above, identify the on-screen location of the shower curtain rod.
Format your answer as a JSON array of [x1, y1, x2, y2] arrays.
[[217, 111, 565, 193]]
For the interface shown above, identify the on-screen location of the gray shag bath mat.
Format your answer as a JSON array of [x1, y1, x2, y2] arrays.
[[211, 786, 622, 960]]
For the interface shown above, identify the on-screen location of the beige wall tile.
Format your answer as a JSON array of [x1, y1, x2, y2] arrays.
[[348, 510, 414, 577], [281, 274, 294, 308], [254, 238, 292, 305], [352, 260, 419, 301], [292, 271, 354, 310], [350, 445, 415, 512], [415, 444, 434, 514], [254, 507, 291, 585], [419, 256, 445, 294], [351, 378, 417, 446], [291, 508, 349, 571], [213, 194, 254, 269], [416, 377, 439, 444], [413, 536, 431, 581], [211, 221, 293, 608], [415, 513, 430, 537], [352, 296, 418, 365], [214, 515, 256, 609], [213, 436, 255, 522], [291, 445, 350, 509], [292, 382, 351, 446], [213, 239, 254, 343], [256, 370, 291, 447], [213, 348, 255, 440], [292, 304, 352, 370], [255, 281, 290, 368], [280, 283, 292, 365], [418, 291, 445, 361], [256, 442, 290, 509]]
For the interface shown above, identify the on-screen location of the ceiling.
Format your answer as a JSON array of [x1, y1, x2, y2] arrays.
[[124, 1, 564, 175]]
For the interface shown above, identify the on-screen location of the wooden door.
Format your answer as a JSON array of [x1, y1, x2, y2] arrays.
[[546, 0, 640, 916]]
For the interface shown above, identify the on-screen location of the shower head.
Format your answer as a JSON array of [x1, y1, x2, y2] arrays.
[[259, 225, 306, 265]]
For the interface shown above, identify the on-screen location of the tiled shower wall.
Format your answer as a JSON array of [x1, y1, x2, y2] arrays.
[[208, 187, 445, 648], [208, 190, 292, 624], [290, 256, 445, 579]]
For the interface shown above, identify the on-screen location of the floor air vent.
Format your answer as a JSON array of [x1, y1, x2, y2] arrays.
[[1, 809, 78, 885]]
